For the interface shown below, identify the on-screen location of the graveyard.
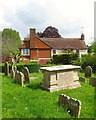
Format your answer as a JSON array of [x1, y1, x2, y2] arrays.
[[1, 62, 96, 118]]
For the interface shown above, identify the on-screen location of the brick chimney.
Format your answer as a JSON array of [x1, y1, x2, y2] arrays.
[[81, 33, 84, 40], [30, 28, 36, 42]]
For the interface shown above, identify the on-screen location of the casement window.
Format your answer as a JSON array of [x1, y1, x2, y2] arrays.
[[21, 49, 30, 56], [53, 50, 56, 54]]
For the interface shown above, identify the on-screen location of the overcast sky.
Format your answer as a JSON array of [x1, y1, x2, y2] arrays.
[[0, 0, 95, 45]]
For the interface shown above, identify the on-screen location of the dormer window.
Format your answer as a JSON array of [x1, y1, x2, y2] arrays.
[[21, 49, 30, 56]]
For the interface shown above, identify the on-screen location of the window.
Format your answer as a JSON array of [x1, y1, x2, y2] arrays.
[[21, 49, 30, 56], [53, 50, 56, 54]]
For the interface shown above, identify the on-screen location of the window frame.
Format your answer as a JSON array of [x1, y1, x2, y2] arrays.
[[21, 49, 30, 56]]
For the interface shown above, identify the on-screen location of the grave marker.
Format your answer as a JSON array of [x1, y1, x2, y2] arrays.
[[23, 67, 30, 83], [79, 77, 86, 82], [89, 77, 96, 87], [15, 70, 24, 86], [58, 94, 81, 118], [4, 62, 9, 76], [85, 66, 92, 77]]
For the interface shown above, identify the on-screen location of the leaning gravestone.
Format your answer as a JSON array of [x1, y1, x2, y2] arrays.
[[23, 67, 30, 83], [68, 98, 81, 118], [58, 94, 81, 118], [85, 66, 92, 77], [89, 77, 96, 87], [15, 70, 24, 86], [18, 72, 24, 86], [4, 62, 9, 76]]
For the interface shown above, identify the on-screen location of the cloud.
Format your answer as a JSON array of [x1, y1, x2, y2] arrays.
[[0, 0, 95, 44]]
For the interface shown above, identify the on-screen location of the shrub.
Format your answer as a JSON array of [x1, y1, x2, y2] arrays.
[[0, 62, 40, 73], [80, 54, 96, 71], [53, 52, 79, 65], [72, 54, 96, 71], [16, 62, 40, 73]]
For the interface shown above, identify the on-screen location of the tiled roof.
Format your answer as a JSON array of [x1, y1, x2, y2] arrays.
[[41, 38, 86, 49], [19, 41, 30, 49]]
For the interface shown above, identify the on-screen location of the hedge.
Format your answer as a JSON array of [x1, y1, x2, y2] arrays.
[[53, 52, 79, 65], [0, 62, 40, 73], [16, 62, 40, 73]]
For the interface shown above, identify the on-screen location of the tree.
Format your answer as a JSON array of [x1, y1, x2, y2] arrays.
[[87, 41, 96, 53], [2, 28, 22, 61], [38, 26, 61, 38]]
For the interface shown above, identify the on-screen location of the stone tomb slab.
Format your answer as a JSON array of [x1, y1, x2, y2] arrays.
[[41, 65, 81, 92]]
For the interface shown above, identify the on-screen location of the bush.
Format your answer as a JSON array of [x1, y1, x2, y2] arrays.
[[80, 54, 96, 71], [72, 54, 96, 71], [53, 52, 79, 65], [0, 62, 40, 73], [16, 62, 40, 73]]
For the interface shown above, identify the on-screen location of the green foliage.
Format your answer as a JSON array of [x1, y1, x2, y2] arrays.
[[2, 28, 22, 58], [16, 62, 40, 73], [73, 54, 96, 71], [87, 41, 96, 53], [53, 52, 79, 65], [0, 62, 40, 73], [2, 72, 95, 118]]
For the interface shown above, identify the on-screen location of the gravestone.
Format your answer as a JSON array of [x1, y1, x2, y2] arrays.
[[10, 69, 15, 80], [89, 77, 96, 87], [58, 94, 81, 118], [58, 94, 69, 109], [79, 77, 86, 82], [23, 67, 30, 83], [68, 98, 81, 118], [85, 66, 92, 77], [15, 70, 19, 82], [19, 72, 24, 86], [15, 70, 24, 86], [4, 62, 9, 76]]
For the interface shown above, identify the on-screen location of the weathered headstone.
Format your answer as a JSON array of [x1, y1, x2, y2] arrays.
[[58, 94, 81, 118], [19, 72, 24, 86], [15, 70, 19, 82], [4, 62, 9, 76], [79, 77, 86, 82], [15, 70, 24, 86], [23, 67, 30, 83], [10, 69, 15, 80], [68, 98, 81, 118], [85, 66, 92, 77], [89, 77, 96, 87], [58, 94, 69, 109]]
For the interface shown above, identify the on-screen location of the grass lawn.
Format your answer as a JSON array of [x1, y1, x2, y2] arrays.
[[1, 72, 95, 118]]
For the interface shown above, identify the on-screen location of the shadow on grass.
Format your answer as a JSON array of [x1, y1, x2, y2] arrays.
[[26, 82, 42, 90]]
